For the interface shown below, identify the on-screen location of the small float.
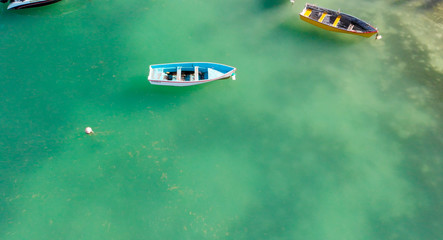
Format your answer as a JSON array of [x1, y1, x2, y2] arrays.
[[85, 127, 94, 135]]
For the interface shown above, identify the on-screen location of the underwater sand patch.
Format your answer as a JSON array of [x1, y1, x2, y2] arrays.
[[391, 0, 443, 74]]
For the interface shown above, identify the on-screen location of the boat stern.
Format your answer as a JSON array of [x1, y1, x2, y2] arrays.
[[299, 4, 311, 18], [147, 65, 153, 80]]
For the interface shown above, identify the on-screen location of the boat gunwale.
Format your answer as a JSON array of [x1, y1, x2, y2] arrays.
[[149, 61, 236, 70]]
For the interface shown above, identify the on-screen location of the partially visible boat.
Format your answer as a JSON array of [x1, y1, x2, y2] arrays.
[[299, 3, 379, 38], [4, 0, 61, 10], [148, 62, 236, 87]]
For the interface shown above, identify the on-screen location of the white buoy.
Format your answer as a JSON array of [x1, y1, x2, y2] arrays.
[[85, 127, 94, 135], [232, 73, 236, 80], [290, 0, 295, 5], [376, 34, 382, 40]]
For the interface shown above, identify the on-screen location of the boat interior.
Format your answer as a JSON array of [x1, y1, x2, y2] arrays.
[[151, 66, 210, 81], [303, 5, 371, 32]]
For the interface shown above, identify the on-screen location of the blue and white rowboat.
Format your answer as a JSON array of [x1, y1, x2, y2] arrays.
[[148, 62, 236, 87], [6, 0, 61, 10]]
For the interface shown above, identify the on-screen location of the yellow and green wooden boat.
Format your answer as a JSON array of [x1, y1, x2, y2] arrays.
[[299, 3, 379, 38]]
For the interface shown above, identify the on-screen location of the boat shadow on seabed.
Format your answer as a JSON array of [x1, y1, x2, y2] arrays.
[[280, 19, 366, 45], [123, 75, 210, 98]]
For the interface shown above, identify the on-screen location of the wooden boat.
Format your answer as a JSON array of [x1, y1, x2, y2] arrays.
[[299, 3, 378, 38], [148, 62, 236, 87], [5, 0, 61, 10]]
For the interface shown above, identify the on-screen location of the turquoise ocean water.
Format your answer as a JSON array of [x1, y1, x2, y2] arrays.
[[1, 0, 442, 239]]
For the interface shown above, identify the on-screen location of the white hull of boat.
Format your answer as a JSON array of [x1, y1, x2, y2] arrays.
[[7, 0, 59, 10], [149, 77, 231, 87]]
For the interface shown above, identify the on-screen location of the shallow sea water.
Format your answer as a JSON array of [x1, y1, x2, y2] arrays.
[[1, 0, 442, 239]]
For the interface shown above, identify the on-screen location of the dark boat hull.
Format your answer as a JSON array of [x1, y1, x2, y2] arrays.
[[299, 3, 378, 38]]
